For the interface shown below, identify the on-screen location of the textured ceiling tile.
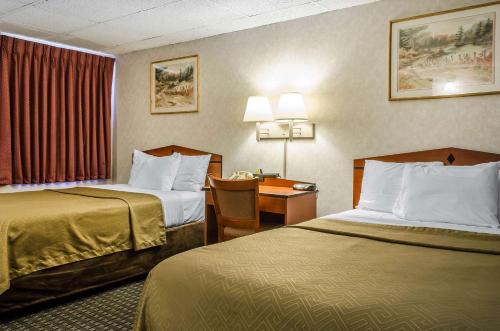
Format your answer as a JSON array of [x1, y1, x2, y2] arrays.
[[70, 22, 146, 47], [314, 0, 379, 10], [0, 0, 382, 54], [115, 2, 325, 54], [0, 20, 56, 38], [34, 0, 141, 23], [205, 3, 326, 34], [151, 0, 242, 26], [96, 13, 164, 42], [210, 0, 312, 16], [13, 0, 38, 4], [103, 0, 241, 41], [130, 0, 184, 11], [1, 5, 93, 33], [162, 26, 220, 45], [250, 2, 326, 24], [0, 0, 26, 15], [107, 35, 175, 54]]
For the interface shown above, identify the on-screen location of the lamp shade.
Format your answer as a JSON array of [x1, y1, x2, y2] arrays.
[[243, 96, 273, 122], [276, 92, 307, 121]]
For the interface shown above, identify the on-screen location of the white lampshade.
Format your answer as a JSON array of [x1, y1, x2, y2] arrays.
[[243, 96, 273, 122], [276, 92, 307, 122]]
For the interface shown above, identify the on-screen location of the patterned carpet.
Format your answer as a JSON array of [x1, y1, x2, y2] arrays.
[[0, 278, 145, 331]]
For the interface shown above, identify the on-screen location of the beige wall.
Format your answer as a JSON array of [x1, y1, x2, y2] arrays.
[[116, 0, 500, 217]]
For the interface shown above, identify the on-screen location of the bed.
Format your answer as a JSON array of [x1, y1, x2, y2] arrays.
[[0, 145, 222, 313], [134, 148, 500, 330]]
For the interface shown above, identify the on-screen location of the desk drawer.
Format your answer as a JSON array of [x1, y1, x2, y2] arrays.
[[206, 191, 286, 214], [259, 196, 286, 214]]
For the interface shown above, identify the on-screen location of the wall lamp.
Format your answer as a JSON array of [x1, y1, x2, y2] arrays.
[[243, 93, 315, 177], [243, 93, 315, 141], [243, 96, 274, 141]]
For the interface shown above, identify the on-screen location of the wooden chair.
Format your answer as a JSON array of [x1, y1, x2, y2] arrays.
[[207, 176, 260, 242]]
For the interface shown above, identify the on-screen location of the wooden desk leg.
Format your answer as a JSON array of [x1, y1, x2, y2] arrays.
[[285, 193, 317, 225], [205, 204, 218, 245]]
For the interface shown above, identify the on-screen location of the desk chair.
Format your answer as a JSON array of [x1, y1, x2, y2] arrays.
[[207, 176, 260, 242]]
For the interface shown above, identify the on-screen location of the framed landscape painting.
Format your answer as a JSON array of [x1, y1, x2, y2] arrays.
[[150, 55, 198, 114], [389, 2, 500, 100]]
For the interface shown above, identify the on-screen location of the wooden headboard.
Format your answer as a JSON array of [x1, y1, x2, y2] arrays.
[[143, 145, 222, 181], [353, 147, 500, 208]]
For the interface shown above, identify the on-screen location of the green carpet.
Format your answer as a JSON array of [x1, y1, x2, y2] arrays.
[[0, 278, 144, 331]]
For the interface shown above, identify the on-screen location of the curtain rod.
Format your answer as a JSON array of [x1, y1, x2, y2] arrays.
[[0, 32, 116, 58]]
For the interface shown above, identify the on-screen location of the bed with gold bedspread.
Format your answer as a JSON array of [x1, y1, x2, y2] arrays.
[[0, 187, 166, 295], [0, 187, 205, 312], [134, 218, 500, 330]]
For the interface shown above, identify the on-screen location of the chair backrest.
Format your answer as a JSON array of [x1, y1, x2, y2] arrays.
[[207, 176, 260, 230]]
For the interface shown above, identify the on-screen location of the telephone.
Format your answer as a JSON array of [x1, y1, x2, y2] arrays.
[[229, 171, 254, 180], [293, 183, 317, 191]]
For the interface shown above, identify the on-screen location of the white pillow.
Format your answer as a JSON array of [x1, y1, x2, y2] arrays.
[[357, 160, 443, 212], [129, 150, 154, 181], [172, 154, 211, 192], [128, 150, 181, 191], [393, 163, 500, 228]]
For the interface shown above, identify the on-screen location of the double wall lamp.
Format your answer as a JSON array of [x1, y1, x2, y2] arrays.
[[243, 93, 315, 178], [243, 93, 315, 141]]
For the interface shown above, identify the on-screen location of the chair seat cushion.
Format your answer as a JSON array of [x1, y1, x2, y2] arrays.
[[223, 226, 255, 240]]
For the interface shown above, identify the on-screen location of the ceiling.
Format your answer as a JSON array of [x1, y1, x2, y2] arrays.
[[0, 0, 380, 55]]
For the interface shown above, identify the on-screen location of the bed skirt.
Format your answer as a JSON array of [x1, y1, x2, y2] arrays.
[[0, 220, 204, 313]]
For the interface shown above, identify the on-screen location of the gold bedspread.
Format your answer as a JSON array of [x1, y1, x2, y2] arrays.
[[0, 187, 165, 295], [135, 218, 500, 331]]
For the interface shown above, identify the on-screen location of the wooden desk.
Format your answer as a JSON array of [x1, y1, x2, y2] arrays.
[[204, 178, 318, 245]]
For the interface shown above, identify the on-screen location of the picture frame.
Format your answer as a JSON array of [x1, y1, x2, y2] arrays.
[[150, 55, 199, 114], [389, 1, 500, 100]]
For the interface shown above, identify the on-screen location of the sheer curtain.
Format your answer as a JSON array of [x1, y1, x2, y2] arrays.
[[0, 35, 115, 184]]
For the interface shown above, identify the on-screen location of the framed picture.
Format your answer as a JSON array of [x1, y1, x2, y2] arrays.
[[389, 2, 500, 100], [150, 55, 199, 114]]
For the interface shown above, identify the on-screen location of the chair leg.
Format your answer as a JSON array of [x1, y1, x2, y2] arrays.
[[217, 225, 224, 243]]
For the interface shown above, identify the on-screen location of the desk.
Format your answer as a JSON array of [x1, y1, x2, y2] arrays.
[[204, 178, 318, 245]]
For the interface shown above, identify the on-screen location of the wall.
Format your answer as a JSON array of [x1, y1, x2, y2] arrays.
[[116, 0, 500, 216]]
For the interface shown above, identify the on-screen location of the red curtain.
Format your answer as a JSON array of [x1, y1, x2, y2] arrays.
[[0, 35, 115, 185]]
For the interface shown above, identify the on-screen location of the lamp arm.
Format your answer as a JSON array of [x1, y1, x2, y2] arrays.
[[283, 138, 287, 178]]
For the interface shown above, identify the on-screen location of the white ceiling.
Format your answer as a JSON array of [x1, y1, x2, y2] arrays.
[[0, 0, 380, 55]]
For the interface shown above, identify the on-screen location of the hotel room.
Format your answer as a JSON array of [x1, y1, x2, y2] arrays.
[[1, 0, 500, 330]]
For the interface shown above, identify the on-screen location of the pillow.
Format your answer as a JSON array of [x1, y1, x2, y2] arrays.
[[393, 163, 500, 227], [172, 154, 211, 192], [357, 160, 443, 212], [128, 150, 181, 191], [128, 150, 155, 182]]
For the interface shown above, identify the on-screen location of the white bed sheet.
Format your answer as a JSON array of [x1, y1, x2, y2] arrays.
[[92, 184, 204, 228], [322, 209, 500, 235]]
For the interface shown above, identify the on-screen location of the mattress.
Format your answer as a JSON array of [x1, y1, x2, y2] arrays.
[[94, 184, 205, 228], [0, 182, 205, 228], [322, 208, 500, 235]]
